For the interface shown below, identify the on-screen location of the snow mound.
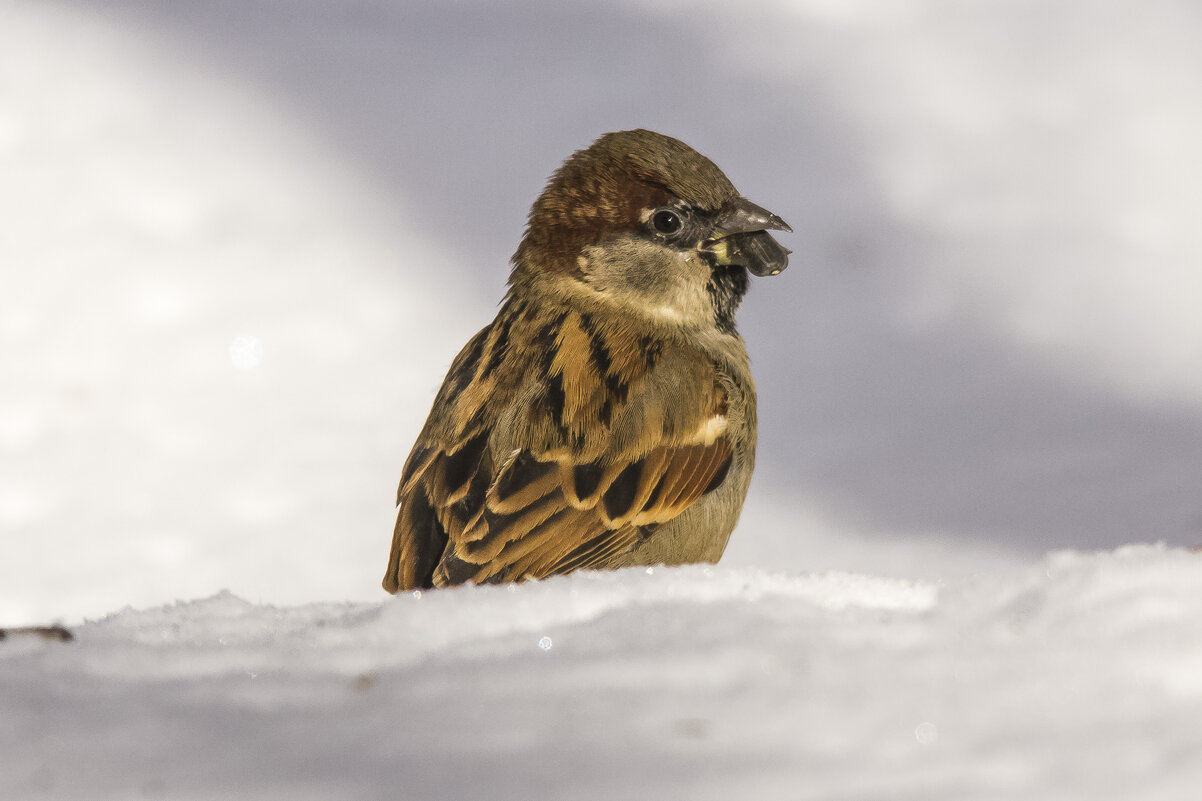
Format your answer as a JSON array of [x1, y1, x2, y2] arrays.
[[57, 566, 936, 681], [4, 546, 1201, 800]]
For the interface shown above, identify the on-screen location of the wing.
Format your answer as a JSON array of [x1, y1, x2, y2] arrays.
[[383, 301, 737, 592]]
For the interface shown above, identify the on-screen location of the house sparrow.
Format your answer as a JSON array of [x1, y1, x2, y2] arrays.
[[383, 129, 790, 591]]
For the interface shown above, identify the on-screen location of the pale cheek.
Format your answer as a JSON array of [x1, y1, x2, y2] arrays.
[[679, 250, 713, 282], [579, 244, 715, 325]]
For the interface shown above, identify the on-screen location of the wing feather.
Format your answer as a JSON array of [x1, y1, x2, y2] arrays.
[[383, 299, 741, 592]]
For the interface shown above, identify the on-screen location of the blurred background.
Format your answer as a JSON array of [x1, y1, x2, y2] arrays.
[[3, 0, 1200, 624]]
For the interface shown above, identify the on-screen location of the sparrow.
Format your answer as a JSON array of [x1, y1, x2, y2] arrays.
[[383, 129, 790, 592]]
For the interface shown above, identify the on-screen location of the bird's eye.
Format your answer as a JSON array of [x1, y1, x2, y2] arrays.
[[650, 209, 683, 236]]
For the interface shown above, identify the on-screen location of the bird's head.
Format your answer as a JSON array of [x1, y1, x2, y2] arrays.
[[511, 129, 791, 333]]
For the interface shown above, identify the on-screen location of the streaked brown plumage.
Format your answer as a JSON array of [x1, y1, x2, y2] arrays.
[[383, 129, 790, 592]]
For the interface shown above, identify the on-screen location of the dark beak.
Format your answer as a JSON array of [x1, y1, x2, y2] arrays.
[[711, 198, 793, 237], [704, 197, 792, 277]]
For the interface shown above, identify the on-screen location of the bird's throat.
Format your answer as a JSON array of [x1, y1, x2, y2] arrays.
[[706, 263, 749, 336]]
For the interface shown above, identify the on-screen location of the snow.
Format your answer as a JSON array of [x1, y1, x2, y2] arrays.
[[4, 0, 1202, 797], [4, 546, 1202, 800]]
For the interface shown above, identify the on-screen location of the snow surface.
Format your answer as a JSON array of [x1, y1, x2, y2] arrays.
[[4, 546, 1202, 800], [4, 1, 1202, 797]]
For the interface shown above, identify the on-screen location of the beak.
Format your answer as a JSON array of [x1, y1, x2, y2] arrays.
[[703, 197, 792, 277], [711, 197, 793, 237]]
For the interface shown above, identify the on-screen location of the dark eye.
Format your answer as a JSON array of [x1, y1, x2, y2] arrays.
[[650, 209, 683, 235]]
